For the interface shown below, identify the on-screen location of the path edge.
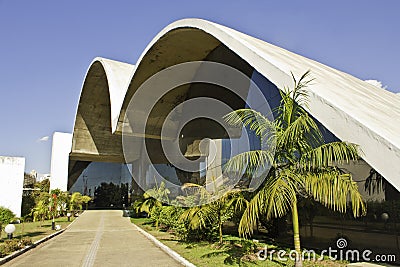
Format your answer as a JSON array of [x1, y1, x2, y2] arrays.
[[0, 215, 81, 266]]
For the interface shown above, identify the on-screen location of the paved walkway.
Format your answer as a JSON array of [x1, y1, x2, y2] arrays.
[[4, 210, 182, 267]]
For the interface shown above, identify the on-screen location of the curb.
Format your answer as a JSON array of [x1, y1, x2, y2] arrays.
[[132, 222, 196, 267], [0, 229, 64, 265], [0, 216, 80, 266]]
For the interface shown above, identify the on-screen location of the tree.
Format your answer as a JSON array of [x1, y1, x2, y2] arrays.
[[31, 200, 49, 226], [70, 192, 82, 211], [135, 181, 170, 217], [81, 196, 92, 210], [224, 71, 365, 267], [34, 179, 50, 193], [49, 189, 61, 229], [57, 191, 70, 215], [0, 207, 15, 238], [179, 185, 247, 244]]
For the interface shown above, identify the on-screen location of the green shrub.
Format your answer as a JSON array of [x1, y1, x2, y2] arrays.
[[148, 205, 218, 242], [0, 207, 15, 225], [0, 237, 32, 257], [158, 206, 184, 229]]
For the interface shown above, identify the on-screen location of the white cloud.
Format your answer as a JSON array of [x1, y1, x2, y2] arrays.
[[364, 79, 387, 90], [38, 136, 49, 142]]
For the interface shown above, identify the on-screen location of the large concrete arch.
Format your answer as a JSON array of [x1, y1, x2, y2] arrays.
[[69, 58, 134, 188], [69, 18, 400, 191]]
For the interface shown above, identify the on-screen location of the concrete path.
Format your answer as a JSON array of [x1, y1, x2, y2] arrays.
[[4, 210, 182, 267]]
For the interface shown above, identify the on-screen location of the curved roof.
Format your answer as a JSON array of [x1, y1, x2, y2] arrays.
[[71, 18, 400, 190], [70, 57, 134, 163]]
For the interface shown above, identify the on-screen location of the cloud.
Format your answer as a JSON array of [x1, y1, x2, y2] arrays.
[[38, 136, 49, 142], [364, 79, 387, 90]]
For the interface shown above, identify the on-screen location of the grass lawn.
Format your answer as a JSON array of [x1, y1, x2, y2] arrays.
[[131, 218, 347, 267], [0, 216, 76, 243]]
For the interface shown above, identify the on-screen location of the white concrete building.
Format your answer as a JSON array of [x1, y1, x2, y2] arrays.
[[50, 132, 72, 191], [0, 156, 25, 217]]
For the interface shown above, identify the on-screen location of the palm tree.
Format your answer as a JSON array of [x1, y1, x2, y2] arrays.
[[82, 196, 92, 210], [179, 183, 248, 244], [70, 192, 83, 211], [224, 71, 366, 267], [135, 181, 170, 217], [31, 200, 49, 226]]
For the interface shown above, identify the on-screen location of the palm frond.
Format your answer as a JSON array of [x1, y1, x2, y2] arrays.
[[302, 169, 366, 217], [224, 109, 276, 139], [300, 142, 360, 169], [223, 150, 274, 177], [239, 170, 299, 237], [179, 205, 217, 230], [277, 112, 323, 153], [278, 70, 314, 126]]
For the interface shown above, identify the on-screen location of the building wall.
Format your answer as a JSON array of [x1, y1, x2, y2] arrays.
[[50, 132, 72, 191], [0, 156, 25, 217], [339, 159, 385, 202]]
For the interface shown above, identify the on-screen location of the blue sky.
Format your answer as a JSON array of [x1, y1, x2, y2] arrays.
[[0, 1, 399, 173]]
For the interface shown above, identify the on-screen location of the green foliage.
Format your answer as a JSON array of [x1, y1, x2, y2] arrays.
[[49, 189, 61, 219], [225, 71, 365, 235], [178, 185, 248, 244], [158, 206, 184, 229], [34, 179, 50, 192], [0, 206, 15, 239], [133, 181, 169, 217], [201, 236, 259, 266], [224, 71, 366, 266], [31, 200, 49, 223], [0, 207, 15, 225], [70, 192, 84, 211], [81, 196, 91, 210]]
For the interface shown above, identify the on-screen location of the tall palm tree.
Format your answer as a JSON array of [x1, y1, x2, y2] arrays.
[[224, 71, 366, 267]]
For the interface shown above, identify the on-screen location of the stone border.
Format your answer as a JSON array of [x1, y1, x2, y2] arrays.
[[0, 216, 80, 265], [132, 222, 196, 267]]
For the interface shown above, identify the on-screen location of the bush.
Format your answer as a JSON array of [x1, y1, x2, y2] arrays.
[[148, 205, 218, 242], [0, 207, 15, 225], [158, 206, 184, 229], [0, 237, 32, 257]]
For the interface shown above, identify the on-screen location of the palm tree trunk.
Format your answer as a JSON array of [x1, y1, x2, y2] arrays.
[[219, 222, 223, 244], [292, 201, 302, 267], [218, 211, 223, 244]]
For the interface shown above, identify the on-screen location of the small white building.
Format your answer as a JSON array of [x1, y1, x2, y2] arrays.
[[50, 132, 72, 191], [0, 156, 25, 217]]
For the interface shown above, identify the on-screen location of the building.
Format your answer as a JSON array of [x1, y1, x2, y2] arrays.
[[65, 19, 399, 203], [50, 132, 72, 191], [0, 156, 25, 217]]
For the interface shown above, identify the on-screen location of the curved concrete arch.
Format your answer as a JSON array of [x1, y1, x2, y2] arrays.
[[71, 19, 400, 191], [69, 57, 134, 188], [71, 57, 134, 161]]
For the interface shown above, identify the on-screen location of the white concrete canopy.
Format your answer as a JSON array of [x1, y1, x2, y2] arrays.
[[69, 18, 400, 191]]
